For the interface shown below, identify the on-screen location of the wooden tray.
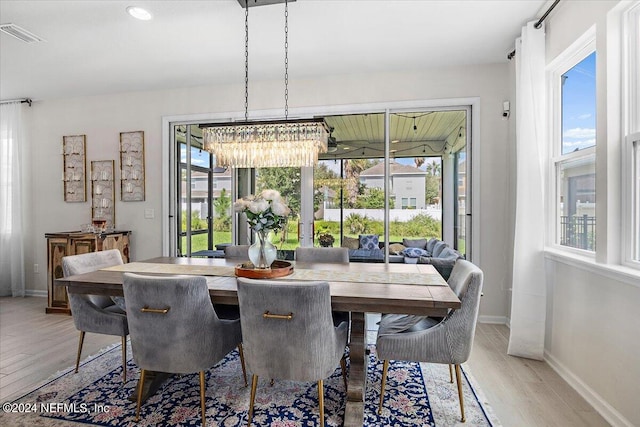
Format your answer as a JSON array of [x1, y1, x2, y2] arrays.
[[235, 260, 294, 279]]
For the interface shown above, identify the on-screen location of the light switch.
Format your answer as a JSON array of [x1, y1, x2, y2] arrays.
[[144, 208, 154, 219]]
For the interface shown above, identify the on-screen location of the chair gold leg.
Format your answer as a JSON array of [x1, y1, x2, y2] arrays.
[[248, 374, 258, 425], [135, 369, 146, 422], [454, 364, 466, 422], [121, 336, 127, 383], [340, 355, 348, 390], [238, 343, 248, 387], [199, 371, 206, 426], [378, 360, 389, 415], [75, 331, 85, 373], [318, 379, 325, 426], [449, 363, 453, 383]]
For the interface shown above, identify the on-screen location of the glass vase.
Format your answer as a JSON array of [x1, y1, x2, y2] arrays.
[[248, 230, 277, 269]]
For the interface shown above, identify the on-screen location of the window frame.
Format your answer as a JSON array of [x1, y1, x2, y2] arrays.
[[547, 30, 597, 256], [622, 4, 640, 268]]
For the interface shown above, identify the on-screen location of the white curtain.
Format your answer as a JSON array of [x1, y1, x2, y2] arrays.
[[0, 102, 26, 297], [507, 21, 547, 360]]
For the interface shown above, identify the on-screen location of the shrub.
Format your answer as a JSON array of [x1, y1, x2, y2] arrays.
[[345, 213, 370, 234]]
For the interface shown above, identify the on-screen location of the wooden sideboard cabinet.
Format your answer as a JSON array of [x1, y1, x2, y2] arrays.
[[45, 230, 131, 314]]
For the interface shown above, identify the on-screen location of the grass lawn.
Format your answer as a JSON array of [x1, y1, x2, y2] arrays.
[[182, 231, 451, 253], [181, 222, 453, 254]]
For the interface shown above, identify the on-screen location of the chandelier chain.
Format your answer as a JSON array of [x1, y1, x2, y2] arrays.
[[201, 0, 329, 168], [284, 0, 289, 120], [244, 0, 249, 122]]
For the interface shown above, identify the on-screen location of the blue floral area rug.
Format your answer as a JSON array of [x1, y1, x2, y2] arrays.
[[0, 343, 500, 426]]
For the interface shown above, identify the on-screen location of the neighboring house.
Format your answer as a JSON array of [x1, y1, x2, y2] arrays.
[[181, 168, 232, 218], [315, 185, 338, 219], [359, 161, 427, 209]]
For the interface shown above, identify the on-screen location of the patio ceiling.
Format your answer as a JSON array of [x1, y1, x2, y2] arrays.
[[322, 110, 466, 160]]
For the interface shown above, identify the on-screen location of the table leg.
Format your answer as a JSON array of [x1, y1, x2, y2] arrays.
[[128, 371, 172, 403], [344, 311, 367, 426]]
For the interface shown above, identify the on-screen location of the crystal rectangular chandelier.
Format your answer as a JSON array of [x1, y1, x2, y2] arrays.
[[202, 0, 327, 169], [202, 119, 328, 168]]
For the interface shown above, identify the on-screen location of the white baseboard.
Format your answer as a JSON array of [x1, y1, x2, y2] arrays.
[[25, 290, 47, 297], [544, 350, 634, 427], [478, 315, 508, 324]]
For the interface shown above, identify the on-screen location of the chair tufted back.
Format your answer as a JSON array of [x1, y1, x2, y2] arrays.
[[224, 245, 251, 259], [376, 259, 484, 365], [295, 247, 349, 264], [237, 278, 348, 382], [122, 273, 242, 374], [62, 250, 127, 335]]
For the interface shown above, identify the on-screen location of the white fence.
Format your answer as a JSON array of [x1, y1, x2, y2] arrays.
[[323, 207, 441, 222]]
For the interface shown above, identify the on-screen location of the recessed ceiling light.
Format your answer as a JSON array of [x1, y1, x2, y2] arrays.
[[126, 6, 152, 21]]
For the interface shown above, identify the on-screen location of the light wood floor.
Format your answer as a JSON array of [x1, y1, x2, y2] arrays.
[[1, 297, 609, 426]]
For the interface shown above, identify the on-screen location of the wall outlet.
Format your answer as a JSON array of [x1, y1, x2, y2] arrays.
[[33, 263, 39, 273]]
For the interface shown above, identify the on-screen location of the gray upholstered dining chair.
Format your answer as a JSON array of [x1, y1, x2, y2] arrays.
[[295, 247, 349, 263], [224, 245, 251, 259], [62, 249, 129, 383], [376, 259, 483, 422], [295, 246, 350, 326], [122, 273, 247, 424], [236, 278, 349, 426]]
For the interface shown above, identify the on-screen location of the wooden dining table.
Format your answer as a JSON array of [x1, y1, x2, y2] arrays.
[[56, 256, 460, 427]]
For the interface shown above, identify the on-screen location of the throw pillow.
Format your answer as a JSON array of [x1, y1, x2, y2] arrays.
[[432, 240, 448, 257], [402, 247, 428, 258], [426, 237, 439, 253], [359, 234, 379, 250], [388, 243, 406, 255], [341, 236, 360, 250], [402, 238, 428, 249]]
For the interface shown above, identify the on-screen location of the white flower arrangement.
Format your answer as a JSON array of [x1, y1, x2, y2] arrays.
[[234, 189, 291, 233]]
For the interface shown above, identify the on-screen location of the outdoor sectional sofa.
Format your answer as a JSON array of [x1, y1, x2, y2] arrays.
[[341, 235, 462, 279]]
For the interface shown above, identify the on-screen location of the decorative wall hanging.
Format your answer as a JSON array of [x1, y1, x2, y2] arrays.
[[91, 160, 115, 229], [62, 135, 86, 202], [119, 130, 145, 201]]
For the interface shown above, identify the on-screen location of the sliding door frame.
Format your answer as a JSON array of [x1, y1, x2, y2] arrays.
[[162, 97, 480, 264]]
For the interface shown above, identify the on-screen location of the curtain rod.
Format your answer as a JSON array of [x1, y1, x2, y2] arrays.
[[507, 0, 560, 60], [0, 98, 32, 106]]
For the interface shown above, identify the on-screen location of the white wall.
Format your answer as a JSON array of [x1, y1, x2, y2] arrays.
[[539, 1, 640, 426]]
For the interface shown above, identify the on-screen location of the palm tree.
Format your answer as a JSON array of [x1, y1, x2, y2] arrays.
[[344, 159, 371, 207], [426, 160, 441, 176], [425, 159, 442, 206]]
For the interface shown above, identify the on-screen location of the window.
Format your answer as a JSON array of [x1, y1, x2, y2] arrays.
[[558, 155, 596, 251], [633, 139, 640, 260], [551, 41, 597, 252], [625, 4, 640, 263], [400, 197, 417, 210]]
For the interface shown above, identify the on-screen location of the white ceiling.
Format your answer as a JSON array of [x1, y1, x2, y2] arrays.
[[0, 0, 548, 102]]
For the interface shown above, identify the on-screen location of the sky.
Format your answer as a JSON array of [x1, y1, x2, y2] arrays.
[[561, 52, 596, 155]]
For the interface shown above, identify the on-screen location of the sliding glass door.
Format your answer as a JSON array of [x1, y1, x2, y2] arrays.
[[170, 106, 471, 262], [176, 125, 232, 256]]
